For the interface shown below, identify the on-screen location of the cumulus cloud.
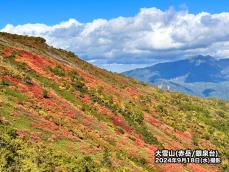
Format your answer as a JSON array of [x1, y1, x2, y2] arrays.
[[1, 7, 229, 72]]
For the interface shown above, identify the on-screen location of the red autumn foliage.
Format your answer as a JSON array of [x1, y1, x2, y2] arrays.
[[17, 130, 26, 139], [135, 138, 144, 147], [77, 70, 98, 88], [30, 131, 42, 140], [2, 75, 20, 85], [125, 87, 139, 97], [2, 48, 15, 57], [199, 139, 216, 150], [19, 51, 53, 69], [32, 120, 59, 131], [110, 115, 131, 133], [175, 130, 191, 139], [145, 115, 159, 126], [97, 105, 113, 116], [78, 71, 96, 83], [58, 128, 76, 140], [147, 144, 158, 153], [28, 84, 43, 98], [161, 164, 184, 172], [187, 164, 218, 172], [80, 95, 90, 103], [115, 130, 121, 135]]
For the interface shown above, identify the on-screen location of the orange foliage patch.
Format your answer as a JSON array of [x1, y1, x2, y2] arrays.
[[161, 164, 184, 172], [97, 105, 113, 116], [135, 138, 145, 147], [32, 120, 59, 131], [30, 131, 42, 140], [20, 51, 47, 67], [17, 130, 26, 139], [2, 75, 20, 85], [187, 164, 218, 172], [80, 95, 90, 103], [2, 48, 14, 56], [77, 70, 97, 88], [175, 130, 191, 139], [125, 87, 140, 98], [145, 114, 159, 126]]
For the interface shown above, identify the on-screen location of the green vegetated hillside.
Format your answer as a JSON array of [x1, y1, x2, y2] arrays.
[[0, 32, 228, 172]]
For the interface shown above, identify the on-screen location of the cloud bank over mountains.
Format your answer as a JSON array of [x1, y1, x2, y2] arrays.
[[2, 7, 229, 72]]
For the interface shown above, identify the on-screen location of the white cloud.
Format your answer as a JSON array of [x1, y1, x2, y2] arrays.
[[1, 7, 229, 72]]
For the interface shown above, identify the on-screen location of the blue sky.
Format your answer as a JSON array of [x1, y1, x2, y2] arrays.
[[1, 0, 228, 28], [1, 1, 229, 72]]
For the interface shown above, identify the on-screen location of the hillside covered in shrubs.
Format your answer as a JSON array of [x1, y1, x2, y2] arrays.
[[0, 32, 228, 171]]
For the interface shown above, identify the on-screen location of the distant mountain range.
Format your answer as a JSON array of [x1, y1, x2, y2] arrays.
[[123, 55, 229, 99]]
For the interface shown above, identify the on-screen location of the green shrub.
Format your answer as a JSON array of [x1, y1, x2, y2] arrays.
[[23, 76, 33, 85], [102, 149, 112, 168], [217, 111, 225, 118], [192, 134, 199, 146], [1, 80, 10, 86], [42, 90, 49, 98], [140, 126, 162, 146], [132, 111, 144, 124], [203, 133, 210, 140], [73, 81, 87, 92], [4, 88, 26, 102], [156, 105, 167, 114], [50, 65, 65, 76]]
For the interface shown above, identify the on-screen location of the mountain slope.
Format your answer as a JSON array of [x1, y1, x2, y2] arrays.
[[0, 32, 229, 171], [123, 55, 229, 99]]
